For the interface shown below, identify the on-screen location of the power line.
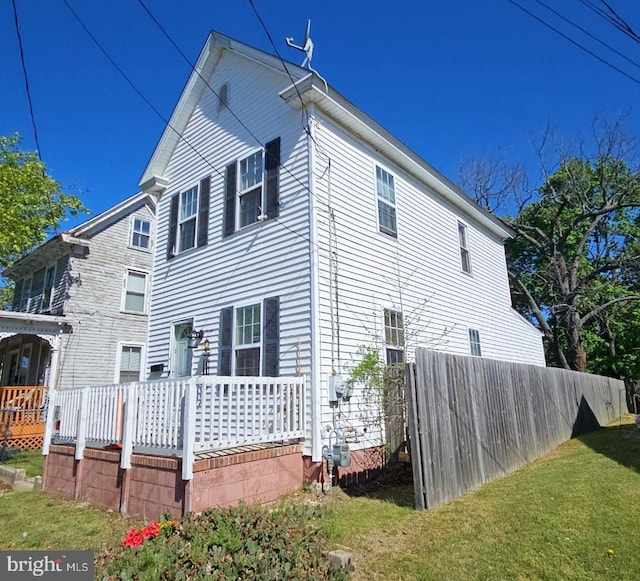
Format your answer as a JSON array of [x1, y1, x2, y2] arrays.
[[598, 0, 640, 43], [11, 0, 43, 160], [577, 0, 640, 44], [63, 0, 319, 251], [533, 0, 640, 72], [506, 0, 640, 86], [134, 0, 328, 214]]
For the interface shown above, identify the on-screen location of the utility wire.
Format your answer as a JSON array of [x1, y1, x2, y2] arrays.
[[506, 0, 640, 86], [12, 0, 42, 160], [533, 0, 640, 72], [135, 0, 329, 213], [578, 0, 640, 43], [63, 0, 319, 251], [598, 0, 640, 43]]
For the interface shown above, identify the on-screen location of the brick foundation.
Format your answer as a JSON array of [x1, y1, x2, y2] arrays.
[[43, 443, 304, 520]]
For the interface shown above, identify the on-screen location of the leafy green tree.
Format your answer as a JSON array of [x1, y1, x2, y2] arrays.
[[461, 121, 640, 374], [0, 134, 87, 303]]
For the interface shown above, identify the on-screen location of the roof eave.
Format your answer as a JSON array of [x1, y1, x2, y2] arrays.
[[280, 75, 513, 240]]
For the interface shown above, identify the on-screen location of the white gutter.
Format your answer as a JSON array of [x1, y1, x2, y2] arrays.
[[308, 106, 323, 462]]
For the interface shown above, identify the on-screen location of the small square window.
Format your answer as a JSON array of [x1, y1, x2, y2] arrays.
[[469, 328, 482, 357], [132, 217, 151, 249]]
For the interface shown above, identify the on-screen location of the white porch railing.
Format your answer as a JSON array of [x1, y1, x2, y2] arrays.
[[43, 376, 306, 480]]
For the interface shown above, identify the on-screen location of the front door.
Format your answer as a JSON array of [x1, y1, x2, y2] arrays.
[[172, 322, 193, 377]]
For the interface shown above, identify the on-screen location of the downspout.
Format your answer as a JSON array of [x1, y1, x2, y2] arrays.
[[308, 106, 323, 462]]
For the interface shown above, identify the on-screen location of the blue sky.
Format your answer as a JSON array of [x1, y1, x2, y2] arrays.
[[2, 0, 639, 226]]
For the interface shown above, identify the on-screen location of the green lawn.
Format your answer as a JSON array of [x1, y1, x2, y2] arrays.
[[324, 416, 640, 580], [1, 450, 44, 478], [0, 417, 638, 580]]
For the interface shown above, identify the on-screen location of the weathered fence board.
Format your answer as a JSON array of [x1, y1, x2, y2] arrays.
[[407, 350, 625, 510]]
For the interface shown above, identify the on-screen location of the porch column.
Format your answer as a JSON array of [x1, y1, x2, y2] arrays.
[[47, 333, 62, 389]]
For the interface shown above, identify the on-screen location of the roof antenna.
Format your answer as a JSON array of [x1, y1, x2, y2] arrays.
[[286, 19, 314, 69]]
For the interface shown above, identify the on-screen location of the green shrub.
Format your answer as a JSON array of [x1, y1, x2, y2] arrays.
[[96, 503, 348, 580]]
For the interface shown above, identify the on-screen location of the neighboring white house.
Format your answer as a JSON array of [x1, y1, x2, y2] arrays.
[[138, 31, 545, 463], [0, 192, 156, 391]]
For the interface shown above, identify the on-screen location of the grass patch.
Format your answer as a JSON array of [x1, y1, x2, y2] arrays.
[[0, 491, 142, 552], [324, 416, 640, 580], [1, 450, 44, 477]]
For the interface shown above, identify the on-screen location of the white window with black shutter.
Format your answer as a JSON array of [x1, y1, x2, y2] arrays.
[[218, 297, 280, 377], [166, 176, 210, 258], [224, 138, 280, 237]]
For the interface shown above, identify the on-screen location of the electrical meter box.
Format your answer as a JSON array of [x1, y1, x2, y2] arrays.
[[333, 444, 351, 468], [328, 375, 346, 404]]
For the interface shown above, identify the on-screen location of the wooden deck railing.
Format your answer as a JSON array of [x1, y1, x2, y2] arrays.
[[0, 385, 47, 451]]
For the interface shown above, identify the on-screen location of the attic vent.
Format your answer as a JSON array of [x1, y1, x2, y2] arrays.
[[218, 83, 229, 111]]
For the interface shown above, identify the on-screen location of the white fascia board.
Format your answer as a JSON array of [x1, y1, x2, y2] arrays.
[[280, 75, 513, 240], [70, 192, 156, 237]]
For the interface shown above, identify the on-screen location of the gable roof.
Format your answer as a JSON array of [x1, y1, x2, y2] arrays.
[[139, 30, 511, 239], [3, 191, 156, 279]]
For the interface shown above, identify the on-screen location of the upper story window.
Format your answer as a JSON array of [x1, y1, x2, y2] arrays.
[[123, 270, 148, 313], [238, 151, 264, 228], [19, 276, 32, 312], [384, 308, 405, 365], [224, 138, 280, 237], [218, 297, 280, 377], [376, 166, 397, 238], [458, 221, 472, 274], [131, 217, 151, 250], [167, 177, 210, 259], [217, 83, 229, 111], [41, 265, 56, 312], [469, 328, 482, 357], [179, 186, 198, 252]]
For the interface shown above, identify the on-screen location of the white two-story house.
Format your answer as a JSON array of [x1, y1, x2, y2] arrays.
[[138, 31, 544, 469]]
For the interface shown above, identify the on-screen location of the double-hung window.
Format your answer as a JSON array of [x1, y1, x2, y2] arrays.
[[238, 151, 264, 228], [458, 222, 472, 274], [469, 328, 482, 357], [235, 303, 262, 376], [123, 270, 148, 313], [384, 308, 405, 365], [41, 265, 56, 312], [376, 166, 397, 237], [20, 276, 32, 312], [118, 345, 143, 383], [131, 217, 151, 250], [178, 186, 198, 252]]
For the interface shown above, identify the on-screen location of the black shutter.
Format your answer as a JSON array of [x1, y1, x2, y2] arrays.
[[224, 162, 236, 237], [12, 279, 23, 311], [262, 296, 280, 377], [218, 307, 233, 376], [197, 176, 210, 247], [167, 194, 179, 259], [265, 137, 280, 219]]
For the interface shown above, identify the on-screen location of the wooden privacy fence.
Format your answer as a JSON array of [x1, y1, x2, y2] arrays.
[[406, 350, 624, 510], [0, 386, 47, 451], [44, 375, 307, 480]]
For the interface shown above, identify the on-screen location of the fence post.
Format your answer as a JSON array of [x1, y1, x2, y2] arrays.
[[75, 387, 90, 460], [120, 383, 137, 470], [42, 388, 57, 455], [182, 379, 197, 481]]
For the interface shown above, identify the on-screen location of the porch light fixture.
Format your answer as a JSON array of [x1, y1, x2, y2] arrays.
[[203, 339, 211, 355], [187, 329, 204, 349]]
